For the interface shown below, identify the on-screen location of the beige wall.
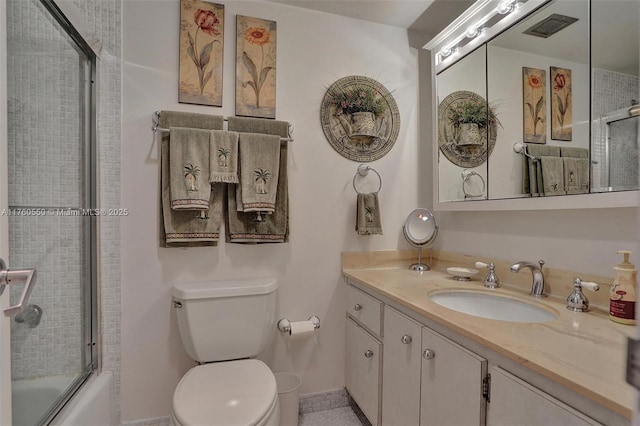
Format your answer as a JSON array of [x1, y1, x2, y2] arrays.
[[121, 0, 421, 421]]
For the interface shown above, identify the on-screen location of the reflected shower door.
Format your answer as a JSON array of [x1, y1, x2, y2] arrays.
[[6, 0, 96, 424]]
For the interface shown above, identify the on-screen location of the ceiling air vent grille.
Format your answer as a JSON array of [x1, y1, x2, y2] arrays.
[[523, 14, 578, 38]]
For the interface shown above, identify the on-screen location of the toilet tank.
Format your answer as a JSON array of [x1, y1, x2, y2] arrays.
[[172, 278, 277, 363]]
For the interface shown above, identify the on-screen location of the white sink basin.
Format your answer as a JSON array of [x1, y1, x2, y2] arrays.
[[429, 291, 557, 323]]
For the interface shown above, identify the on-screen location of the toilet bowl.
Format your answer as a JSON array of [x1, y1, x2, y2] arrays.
[[171, 359, 279, 426], [170, 278, 280, 426]]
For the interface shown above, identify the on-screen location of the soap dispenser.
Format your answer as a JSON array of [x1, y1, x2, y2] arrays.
[[609, 250, 637, 325]]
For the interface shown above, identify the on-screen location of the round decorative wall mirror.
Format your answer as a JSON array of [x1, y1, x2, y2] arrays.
[[402, 208, 438, 272]]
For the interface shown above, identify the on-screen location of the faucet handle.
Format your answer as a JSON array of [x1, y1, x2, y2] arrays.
[[475, 261, 499, 289], [567, 278, 600, 312]]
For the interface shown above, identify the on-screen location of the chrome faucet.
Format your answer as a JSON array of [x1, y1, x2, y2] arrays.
[[510, 260, 546, 297]]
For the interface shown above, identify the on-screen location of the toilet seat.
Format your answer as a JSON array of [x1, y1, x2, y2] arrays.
[[172, 359, 278, 426]]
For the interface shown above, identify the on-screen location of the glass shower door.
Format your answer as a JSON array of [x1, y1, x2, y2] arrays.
[[6, 0, 97, 424]]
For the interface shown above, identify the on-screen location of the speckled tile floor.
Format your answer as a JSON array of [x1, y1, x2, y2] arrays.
[[298, 406, 365, 426]]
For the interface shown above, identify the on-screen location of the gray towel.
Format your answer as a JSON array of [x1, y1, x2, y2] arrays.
[[209, 130, 239, 184], [237, 133, 281, 213], [226, 117, 289, 243], [158, 111, 224, 247], [226, 144, 289, 243], [227, 116, 289, 137], [356, 192, 383, 235], [540, 156, 566, 196], [160, 139, 224, 246], [563, 157, 589, 194], [159, 110, 224, 130], [523, 144, 561, 196], [169, 127, 211, 211], [560, 147, 588, 159]]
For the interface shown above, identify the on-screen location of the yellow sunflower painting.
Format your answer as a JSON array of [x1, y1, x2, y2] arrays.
[[236, 15, 277, 118]]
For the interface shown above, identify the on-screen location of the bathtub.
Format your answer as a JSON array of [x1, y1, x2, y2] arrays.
[[12, 371, 113, 426]]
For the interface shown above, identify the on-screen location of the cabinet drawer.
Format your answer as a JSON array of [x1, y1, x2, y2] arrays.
[[347, 285, 383, 337], [346, 317, 381, 426]]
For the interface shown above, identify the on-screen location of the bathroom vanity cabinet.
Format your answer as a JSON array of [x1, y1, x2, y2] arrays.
[[345, 278, 611, 426]]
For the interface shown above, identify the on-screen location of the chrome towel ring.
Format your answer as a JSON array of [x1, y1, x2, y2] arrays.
[[462, 169, 485, 198], [353, 164, 382, 194]]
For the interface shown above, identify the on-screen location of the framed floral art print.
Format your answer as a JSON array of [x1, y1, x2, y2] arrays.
[[179, 0, 225, 107], [522, 67, 546, 144], [236, 15, 277, 118], [550, 66, 572, 141]]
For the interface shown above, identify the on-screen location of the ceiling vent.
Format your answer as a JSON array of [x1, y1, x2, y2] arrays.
[[523, 14, 579, 38]]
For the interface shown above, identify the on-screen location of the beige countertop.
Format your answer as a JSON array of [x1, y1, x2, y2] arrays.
[[343, 263, 635, 419]]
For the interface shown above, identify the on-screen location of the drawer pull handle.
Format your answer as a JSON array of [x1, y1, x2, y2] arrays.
[[401, 335, 413, 344], [354, 303, 363, 311], [364, 349, 374, 358], [423, 349, 435, 360]]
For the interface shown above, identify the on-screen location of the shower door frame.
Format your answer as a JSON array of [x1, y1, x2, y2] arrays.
[[37, 0, 100, 423], [1, 0, 10, 423]]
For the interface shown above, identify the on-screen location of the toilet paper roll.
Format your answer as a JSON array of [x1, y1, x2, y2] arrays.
[[288, 320, 316, 340]]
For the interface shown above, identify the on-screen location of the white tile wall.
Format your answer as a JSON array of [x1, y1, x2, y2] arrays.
[[592, 68, 639, 189], [7, 0, 86, 381]]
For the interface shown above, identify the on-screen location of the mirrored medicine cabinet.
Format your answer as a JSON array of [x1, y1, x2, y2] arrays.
[[425, 0, 639, 211]]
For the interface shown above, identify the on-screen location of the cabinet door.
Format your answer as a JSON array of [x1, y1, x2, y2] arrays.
[[420, 327, 487, 426], [346, 317, 381, 426], [382, 306, 423, 426], [487, 367, 601, 426]]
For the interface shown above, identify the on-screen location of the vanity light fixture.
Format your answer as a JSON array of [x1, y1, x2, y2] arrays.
[[465, 26, 484, 39], [497, 0, 518, 15], [439, 46, 456, 59]]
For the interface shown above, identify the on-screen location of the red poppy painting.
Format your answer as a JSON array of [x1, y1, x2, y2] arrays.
[[550, 66, 572, 141], [236, 15, 277, 118], [522, 67, 546, 144], [179, 0, 224, 106]]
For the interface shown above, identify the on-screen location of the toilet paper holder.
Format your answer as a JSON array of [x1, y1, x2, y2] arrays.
[[277, 315, 321, 333]]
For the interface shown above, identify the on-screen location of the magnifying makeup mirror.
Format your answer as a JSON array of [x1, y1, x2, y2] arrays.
[[403, 208, 438, 272]]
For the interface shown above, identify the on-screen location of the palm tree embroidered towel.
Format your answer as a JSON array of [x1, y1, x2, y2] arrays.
[[160, 143, 224, 247], [540, 156, 566, 196], [226, 144, 289, 243], [209, 130, 239, 184], [523, 144, 561, 196], [169, 127, 211, 211], [237, 132, 281, 213], [563, 157, 589, 195], [226, 117, 290, 243], [356, 192, 383, 235], [158, 111, 224, 247]]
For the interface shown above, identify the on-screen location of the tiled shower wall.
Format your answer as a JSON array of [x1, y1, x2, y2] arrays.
[[7, 0, 122, 422], [591, 68, 639, 190], [7, 0, 85, 380]]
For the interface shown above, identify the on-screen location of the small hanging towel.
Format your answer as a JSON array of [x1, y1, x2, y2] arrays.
[[209, 130, 240, 184], [356, 192, 383, 235]]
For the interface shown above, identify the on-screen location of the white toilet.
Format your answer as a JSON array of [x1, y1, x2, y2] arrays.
[[171, 278, 280, 426]]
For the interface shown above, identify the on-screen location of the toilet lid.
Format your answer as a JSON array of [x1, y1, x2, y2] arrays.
[[173, 359, 277, 426]]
